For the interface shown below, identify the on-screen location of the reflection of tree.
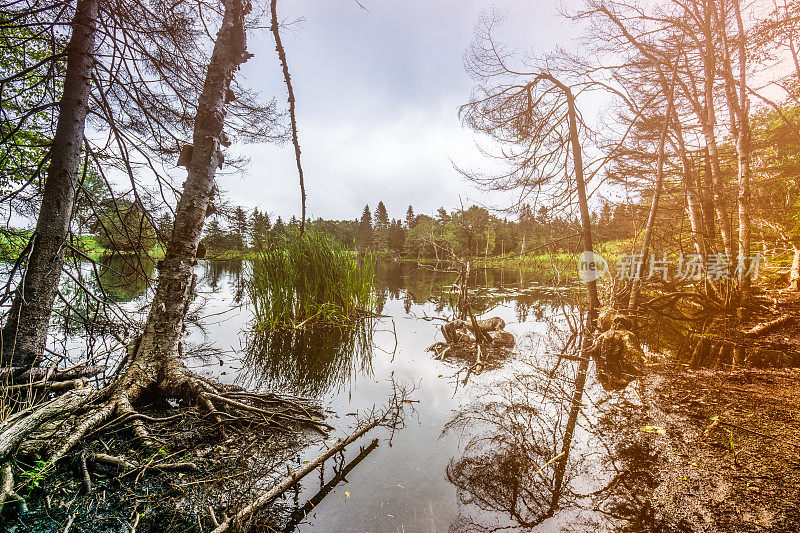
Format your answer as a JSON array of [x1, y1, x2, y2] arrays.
[[202, 259, 243, 297], [241, 321, 375, 397], [444, 312, 591, 532], [97, 255, 154, 302], [375, 261, 580, 319], [574, 396, 693, 533]]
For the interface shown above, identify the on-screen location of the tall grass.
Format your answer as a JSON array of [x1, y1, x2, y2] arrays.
[[248, 229, 375, 330]]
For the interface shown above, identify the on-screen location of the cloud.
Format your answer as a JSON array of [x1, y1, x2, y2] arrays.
[[223, 0, 582, 220]]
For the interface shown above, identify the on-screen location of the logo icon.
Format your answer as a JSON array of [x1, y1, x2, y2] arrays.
[[577, 251, 608, 284]]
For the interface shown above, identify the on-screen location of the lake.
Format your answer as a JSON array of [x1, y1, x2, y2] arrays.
[[47, 258, 665, 532]]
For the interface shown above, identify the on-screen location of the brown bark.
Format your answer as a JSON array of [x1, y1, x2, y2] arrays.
[[733, 0, 752, 303], [789, 247, 800, 291], [270, 0, 306, 235], [670, 115, 708, 257], [629, 57, 680, 313], [700, 0, 733, 256], [539, 75, 599, 321], [1, 0, 100, 369]]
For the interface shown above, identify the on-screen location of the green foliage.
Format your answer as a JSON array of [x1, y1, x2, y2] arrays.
[[0, 24, 61, 194], [92, 199, 157, 253], [0, 229, 31, 260], [248, 229, 375, 330], [22, 460, 51, 490]]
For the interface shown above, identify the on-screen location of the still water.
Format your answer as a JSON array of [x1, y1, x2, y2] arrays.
[[50, 258, 669, 532]]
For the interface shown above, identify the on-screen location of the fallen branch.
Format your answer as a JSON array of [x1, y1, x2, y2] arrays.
[[0, 463, 26, 513], [211, 416, 384, 533], [89, 452, 199, 473], [0, 365, 104, 383], [744, 315, 792, 337], [0, 387, 94, 460]]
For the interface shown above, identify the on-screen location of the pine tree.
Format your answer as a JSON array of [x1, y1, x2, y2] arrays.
[[374, 201, 389, 229], [388, 219, 406, 254], [250, 208, 271, 245], [232, 206, 249, 251], [203, 218, 226, 251], [357, 204, 373, 249], [272, 216, 285, 239], [405, 205, 415, 228], [373, 202, 389, 252]]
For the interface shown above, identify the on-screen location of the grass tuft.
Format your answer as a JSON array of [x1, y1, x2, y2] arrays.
[[248, 229, 375, 330]]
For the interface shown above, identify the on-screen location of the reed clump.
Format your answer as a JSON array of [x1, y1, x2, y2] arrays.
[[248, 229, 375, 330]]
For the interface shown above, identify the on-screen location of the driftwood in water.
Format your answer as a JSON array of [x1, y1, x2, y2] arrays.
[[441, 320, 472, 344], [210, 417, 383, 533], [439, 317, 515, 350], [431, 317, 515, 368]]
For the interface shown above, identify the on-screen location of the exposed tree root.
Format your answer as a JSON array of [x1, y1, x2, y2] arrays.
[[0, 463, 26, 514], [0, 342, 327, 493]]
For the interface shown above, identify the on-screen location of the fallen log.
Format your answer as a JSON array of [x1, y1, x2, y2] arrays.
[[0, 365, 104, 383], [0, 463, 26, 514], [0, 387, 94, 460], [211, 416, 384, 533], [744, 315, 792, 337]]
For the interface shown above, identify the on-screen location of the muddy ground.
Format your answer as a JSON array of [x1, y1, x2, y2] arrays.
[[599, 366, 800, 532]]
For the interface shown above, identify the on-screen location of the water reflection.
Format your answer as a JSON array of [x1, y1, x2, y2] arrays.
[[443, 335, 588, 532], [373, 261, 581, 320], [203, 259, 245, 302], [241, 321, 375, 397], [96, 255, 154, 302]]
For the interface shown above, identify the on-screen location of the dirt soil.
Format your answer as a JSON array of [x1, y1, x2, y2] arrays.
[[615, 366, 800, 532]]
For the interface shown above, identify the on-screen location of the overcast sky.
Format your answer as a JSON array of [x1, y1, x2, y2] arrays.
[[220, 0, 582, 222]]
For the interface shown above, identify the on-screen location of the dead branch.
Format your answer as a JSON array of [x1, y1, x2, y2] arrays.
[[744, 315, 792, 337], [210, 417, 385, 533]]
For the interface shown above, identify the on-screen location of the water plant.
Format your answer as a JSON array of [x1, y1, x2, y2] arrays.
[[248, 229, 375, 330]]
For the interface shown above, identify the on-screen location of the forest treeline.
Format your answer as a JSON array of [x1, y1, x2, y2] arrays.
[[198, 201, 613, 258]]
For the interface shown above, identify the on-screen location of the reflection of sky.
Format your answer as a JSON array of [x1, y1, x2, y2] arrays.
[[180, 263, 620, 532]]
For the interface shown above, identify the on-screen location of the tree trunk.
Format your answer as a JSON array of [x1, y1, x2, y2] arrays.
[[1, 0, 99, 369], [701, 0, 733, 256], [670, 115, 708, 258], [629, 58, 679, 312], [789, 247, 800, 291], [132, 0, 250, 375], [559, 79, 599, 321], [733, 0, 752, 304]]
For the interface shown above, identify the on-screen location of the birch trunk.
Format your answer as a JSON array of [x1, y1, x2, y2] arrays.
[[789, 247, 800, 292], [1, 0, 100, 369], [129, 0, 250, 381], [701, 0, 733, 256], [733, 0, 752, 304]]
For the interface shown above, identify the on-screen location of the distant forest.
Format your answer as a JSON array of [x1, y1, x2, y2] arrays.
[[198, 201, 638, 259]]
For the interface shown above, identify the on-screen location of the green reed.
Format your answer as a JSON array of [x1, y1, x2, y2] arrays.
[[248, 229, 375, 330]]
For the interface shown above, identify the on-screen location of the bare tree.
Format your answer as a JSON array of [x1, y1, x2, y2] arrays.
[[1, 0, 99, 370], [0, 0, 282, 371], [460, 12, 599, 320]]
